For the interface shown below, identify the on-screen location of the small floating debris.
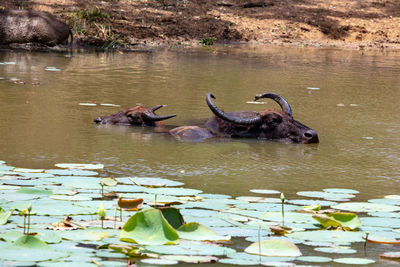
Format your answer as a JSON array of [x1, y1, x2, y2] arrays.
[[336, 103, 345, 107], [349, 104, 359, 107], [79, 102, 97, 106], [100, 103, 121, 107], [361, 137, 374, 140], [45, 67, 61, 71], [246, 101, 266, 104], [307, 87, 320, 90], [55, 163, 104, 170], [0, 62, 16, 65]]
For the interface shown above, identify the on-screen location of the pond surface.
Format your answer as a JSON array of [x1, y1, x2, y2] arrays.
[[0, 46, 400, 266], [0, 46, 399, 201]]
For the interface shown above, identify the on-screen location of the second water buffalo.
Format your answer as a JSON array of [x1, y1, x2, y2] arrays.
[[0, 9, 72, 45]]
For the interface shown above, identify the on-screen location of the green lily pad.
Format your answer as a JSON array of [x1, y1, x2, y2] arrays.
[[380, 251, 400, 260], [16, 187, 52, 196], [245, 239, 302, 257], [144, 187, 202, 196], [287, 199, 337, 207], [314, 246, 356, 254], [0, 230, 24, 242], [49, 194, 92, 201], [161, 255, 218, 263], [332, 202, 400, 212], [333, 257, 375, 265], [0, 206, 13, 225], [14, 168, 45, 173], [55, 163, 104, 170], [296, 256, 332, 262], [177, 222, 230, 241], [297, 191, 354, 200], [250, 189, 280, 194], [61, 229, 113, 241], [145, 241, 236, 256], [160, 207, 184, 229], [323, 188, 359, 194], [287, 230, 364, 244], [140, 258, 178, 265], [121, 177, 184, 187], [46, 169, 98, 176], [368, 198, 400, 206], [313, 213, 361, 230], [120, 208, 179, 245], [259, 211, 315, 224], [100, 177, 117, 187], [0, 235, 69, 262]]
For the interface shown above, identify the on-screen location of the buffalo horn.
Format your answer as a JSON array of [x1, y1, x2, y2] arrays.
[[143, 111, 176, 122], [151, 105, 166, 112], [206, 93, 262, 125], [254, 93, 292, 116]]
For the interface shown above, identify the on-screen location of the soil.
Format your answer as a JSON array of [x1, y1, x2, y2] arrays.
[[1, 0, 400, 50]]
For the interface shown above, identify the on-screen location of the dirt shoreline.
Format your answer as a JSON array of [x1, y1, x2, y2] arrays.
[[1, 0, 400, 51]]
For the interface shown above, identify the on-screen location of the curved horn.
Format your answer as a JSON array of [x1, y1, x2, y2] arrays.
[[143, 111, 176, 122], [151, 105, 166, 112], [206, 93, 261, 125], [254, 93, 292, 116]]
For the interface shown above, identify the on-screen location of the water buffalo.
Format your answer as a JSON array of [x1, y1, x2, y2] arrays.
[[94, 105, 176, 127], [169, 93, 319, 144], [0, 9, 72, 45]]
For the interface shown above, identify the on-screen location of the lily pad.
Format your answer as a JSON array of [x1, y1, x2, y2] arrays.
[[162, 255, 218, 263], [46, 169, 98, 176], [0, 206, 13, 225], [323, 188, 359, 194], [333, 257, 375, 265], [144, 187, 202, 196], [296, 256, 332, 262], [297, 191, 354, 200], [120, 208, 179, 245], [313, 213, 361, 230], [250, 189, 281, 195], [287, 230, 364, 244], [332, 202, 400, 212], [177, 222, 230, 241], [140, 258, 178, 265], [314, 246, 356, 254], [55, 163, 104, 170], [245, 239, 302, 257], [145, 241, 236, 256]]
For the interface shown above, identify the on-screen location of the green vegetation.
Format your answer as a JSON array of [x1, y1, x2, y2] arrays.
[[200, 37, 217, 46], [0, 160, 397, 265]]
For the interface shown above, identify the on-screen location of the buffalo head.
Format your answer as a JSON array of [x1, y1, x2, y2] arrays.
[[205, 93, 319, 144], [94, 105, 176, 127]]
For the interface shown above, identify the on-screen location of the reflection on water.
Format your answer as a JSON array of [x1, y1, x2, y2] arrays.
[[0, 47, 399, 201]]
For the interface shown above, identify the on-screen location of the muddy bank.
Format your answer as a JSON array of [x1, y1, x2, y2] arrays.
[[1, 0, 400, 50]]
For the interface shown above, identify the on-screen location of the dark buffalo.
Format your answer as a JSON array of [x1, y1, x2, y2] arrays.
[[0, 9, 72, 45], [170, 93, 319, 144], [94, 105, 176, 127]]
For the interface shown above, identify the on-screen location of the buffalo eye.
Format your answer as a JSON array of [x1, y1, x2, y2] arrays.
[[267, 115, 282, 127]]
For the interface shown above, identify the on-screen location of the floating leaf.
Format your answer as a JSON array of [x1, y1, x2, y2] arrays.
[[385, 195, 400, 200], [287, 230, 364, 244], [259, 211, 314, 224], [333, 257, 375, 265], [0, 235, 69, 262], [332, 202, 400, 213], [140, 258, 178, 265], [16, 187, 52, 196], [323, 188, 359, 194], [297, 256, 332, 262], [177, 222, 230, 241], [245, 239, 302, 257], [250, 189, 280, 195], [0, 206, 13, 225], [365, 235, 400, 244], [159, 207, 184, 229], [297, 191, 354, 200], [100, 177, 117, 187], [118, 198, 143, 211], [55, 163, 104, 170], [380, 251, 400, 260], [50, 195, 92, 201], [14, 168, 44, 173], [45, 67, 61, 71], [145, 241, 236, 256], [314, 246, 356, 254], [46, 169, 98, 176], [100, 103, 121, 107], [79, 103, 97, 106], [144, 187, 202, 196], [312, 213, 361, 230], [162, 255, 218, 263], [120, 208, 179, 245]]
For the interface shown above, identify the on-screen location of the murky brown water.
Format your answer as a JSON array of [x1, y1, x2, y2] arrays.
[[0, 46, 399, 202]]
